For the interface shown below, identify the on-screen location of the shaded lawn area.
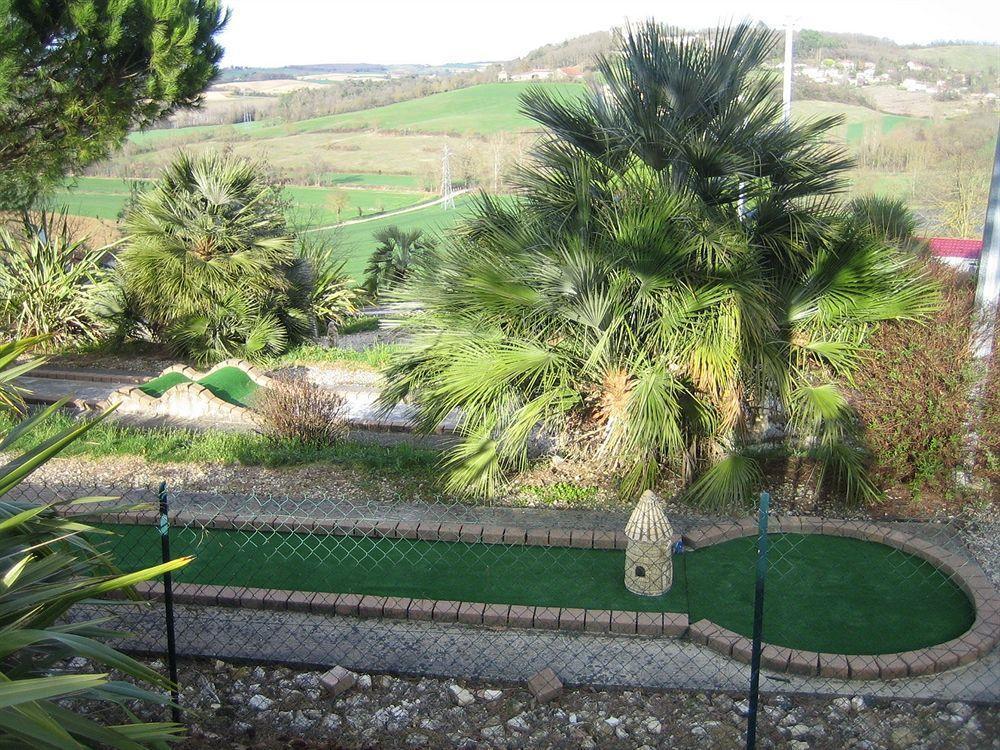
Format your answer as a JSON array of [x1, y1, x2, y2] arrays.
[[98, 525, 974, 655]]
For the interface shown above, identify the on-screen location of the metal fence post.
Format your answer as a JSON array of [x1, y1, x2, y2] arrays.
[[158, 481, 181, 724], [745, 491, 770, 750]]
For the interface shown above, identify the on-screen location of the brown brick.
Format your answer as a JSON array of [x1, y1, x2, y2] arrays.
[[502, 527, 527, 545], [416, 522, 441, 540], [437, 523, 462, 542], [374, 520, 399, 538], [846, 655, 880, 680], [285, 591, 315, 612], [581, 609, 609, 633], [636, 612, 662, 636], [526, 529, 549, 546], [320, 665, 356, 697], [458, 525, 483, 543], [334, 593, 362, 616], [875, 653, 909, 679], [190, 584, 224, 605], [394, 520, 420, 539], [570, 529, 594, 549], [507, 605, 535, 628], [359, 595, 387, 618], [818, 653, 850, 679], [432, 600, 461, 622], [383, 597, 411, 619], [457, 601, 485, 625], [216, 586, 241, 607], [609, 610, 636, 634], [481, 525, 505, 544], [662, 613, 689, 638], [899, 649, 937, 677], [547, 529, 572, 547], [353, 520, 377, 537], [613, 531, 628, 550], [786, 650, 819, 676], [705, 627, 742, 657], [731, 637, 754, 662], [592, 531, 616, 549], [559, 608, 586, 631], [533, 606, 560, 629], [527, 667, 563, 704], [687, 619, 718, 645], [407, 599, 435, 621], [482, 603, 510, 626], [262, 589, 292, 610], [773, 517, 802, 534], [797, 516, 824, 534], [311, 592, 339, 614], [761, 645, 792, 672]]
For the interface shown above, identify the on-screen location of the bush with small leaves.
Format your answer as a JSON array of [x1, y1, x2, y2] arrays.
[[253, 374, 348, 446]]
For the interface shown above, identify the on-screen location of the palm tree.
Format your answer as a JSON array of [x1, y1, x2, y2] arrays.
[[363, 227, 436, 297], [117, 152, 313, 364], [380, 21, 935, 508]]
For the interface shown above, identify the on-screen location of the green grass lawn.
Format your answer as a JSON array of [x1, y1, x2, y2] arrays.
[[100, 526, 973, 655], [46, 177, 427, 226], [312, 193, 474, 279], [138, 366, 259, 407]]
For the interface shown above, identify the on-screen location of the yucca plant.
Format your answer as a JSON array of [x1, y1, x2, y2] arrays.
[[296, 237, 358, 332], [381, 21, 936, 508], [0, 211, 110, 349], [0, 336, 46, 410], [0, 345, 192, 747], [363, 227, 436, 298], [116, 152, 314, 365]]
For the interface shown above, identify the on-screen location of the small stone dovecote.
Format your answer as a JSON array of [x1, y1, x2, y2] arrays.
[[624, 490, 673, 596]]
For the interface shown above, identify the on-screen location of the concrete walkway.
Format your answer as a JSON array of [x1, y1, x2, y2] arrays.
[[68, 601, 1000, 703]]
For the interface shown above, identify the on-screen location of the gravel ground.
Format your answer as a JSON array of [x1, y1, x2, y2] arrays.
[[68, 656, 998, 750]]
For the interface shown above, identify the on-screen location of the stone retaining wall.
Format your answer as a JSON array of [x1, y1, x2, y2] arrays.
[[92, 511, 998, 681]]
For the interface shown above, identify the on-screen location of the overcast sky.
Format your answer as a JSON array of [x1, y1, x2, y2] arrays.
[[218, 0, 1000, 68]]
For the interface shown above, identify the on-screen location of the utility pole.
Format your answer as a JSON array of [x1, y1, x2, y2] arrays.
[[441, 143, 455, 209], [782, 22, 795, 122]]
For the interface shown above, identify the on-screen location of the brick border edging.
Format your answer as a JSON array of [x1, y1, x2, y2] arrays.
[[120, 581, 690, 638], [682, 517, 1000, 680]]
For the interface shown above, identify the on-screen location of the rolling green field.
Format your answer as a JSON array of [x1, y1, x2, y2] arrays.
[[792, 100, 924, 145], [46, 176, 429, 225], [310, 194, 474, 279]]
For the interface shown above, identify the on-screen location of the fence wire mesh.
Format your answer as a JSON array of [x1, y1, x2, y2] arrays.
[[9, 480, 999, 721]]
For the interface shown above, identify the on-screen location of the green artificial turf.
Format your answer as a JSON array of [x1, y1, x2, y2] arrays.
[[196, 367, 259, 407], [137, 372, 191, 397], [98, 526, 973, 654], [136, 367, 258, 407], [686, 534, 975, 655]]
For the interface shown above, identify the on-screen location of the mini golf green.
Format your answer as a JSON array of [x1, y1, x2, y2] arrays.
[[98, 526, 975, 656], [138, 367, 259, 407]]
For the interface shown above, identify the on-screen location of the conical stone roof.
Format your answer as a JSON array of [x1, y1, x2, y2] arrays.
[[624, 490, 672, 542]]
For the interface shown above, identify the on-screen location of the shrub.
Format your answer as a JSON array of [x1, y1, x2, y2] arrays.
[[0, 341, 192, 747], [381, 22, 935, 507], [117, 152, 314, 365], [363, 226, 436, 298], [852, 262, 974, 500], [296, 236, 358, 332], [0, 210, 108, 348], [253, 373, 348, 445]]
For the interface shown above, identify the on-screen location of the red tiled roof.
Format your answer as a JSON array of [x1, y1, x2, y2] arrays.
[[927, 237, 983, 259]]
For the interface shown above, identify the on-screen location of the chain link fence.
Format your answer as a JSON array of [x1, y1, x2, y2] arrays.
[[9, 480, 999, 740]]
